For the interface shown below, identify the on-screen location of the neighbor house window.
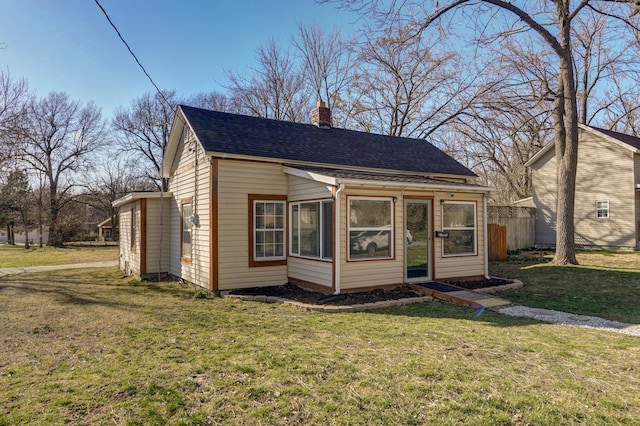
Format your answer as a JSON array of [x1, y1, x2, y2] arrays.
[[249, 195, 286, 266], [348, 197, 393, 260], [181, 202, 192, 261], [290, 200, 333, 260], [596, 200, 610, 218], [442, 201, 476, 256]]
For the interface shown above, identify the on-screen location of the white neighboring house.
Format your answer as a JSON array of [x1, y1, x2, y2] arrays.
[[527, 124, 640, 250], [114, 102, 492, 293]]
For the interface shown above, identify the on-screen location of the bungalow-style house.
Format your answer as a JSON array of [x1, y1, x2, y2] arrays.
[[114, 102, 491, 293], [527, 124, 640, 250]]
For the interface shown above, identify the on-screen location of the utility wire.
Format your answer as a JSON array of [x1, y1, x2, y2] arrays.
[[94, 0, 172, 110]]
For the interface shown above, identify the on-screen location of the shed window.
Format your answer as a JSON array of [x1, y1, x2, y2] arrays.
[[596, 200, 610, 219], [130, 208, 136, 251], [290, 200, 333, 260], [442, 201, 476, 256], [348, 197, 393, 260]]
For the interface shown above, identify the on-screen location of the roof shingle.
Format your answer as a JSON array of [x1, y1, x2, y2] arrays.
[[179, 105, 476, 177]]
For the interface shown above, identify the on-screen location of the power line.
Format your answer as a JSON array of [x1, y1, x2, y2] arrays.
[[94, 0, 172, 110]]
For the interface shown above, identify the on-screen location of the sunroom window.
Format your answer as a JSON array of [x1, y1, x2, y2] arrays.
[[290, 200, 333, 260], [442, 201, 476, 256], [348, 197, 393, 260]]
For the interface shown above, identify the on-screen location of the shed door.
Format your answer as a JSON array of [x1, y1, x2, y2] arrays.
[[405, 200, 431, 282]]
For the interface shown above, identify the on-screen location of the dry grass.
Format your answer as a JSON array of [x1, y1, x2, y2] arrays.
[[1, 267, 640, 425], [0, 243, 118, 268]]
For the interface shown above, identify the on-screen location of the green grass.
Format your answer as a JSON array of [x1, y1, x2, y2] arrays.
[[0, 242, 118, 268], [1, 267, 639, 425], [489, 250, 640, 323]]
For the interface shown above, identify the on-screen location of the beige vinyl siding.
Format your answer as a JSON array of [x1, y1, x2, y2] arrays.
[[432, 193, 486, 280], [217, 159, 288, 290], [531, 147, 558, 248], [573, 130, 635, 248], [287, 257, 333, 288], [144, 197, 171, 274], [167, 132, 211, 288], [287, 174, 333, 201], [118, 201, 141, 276]]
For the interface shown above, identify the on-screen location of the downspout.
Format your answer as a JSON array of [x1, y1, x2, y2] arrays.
[[483, 192, 490, 279], [334, 183, 345, 295]]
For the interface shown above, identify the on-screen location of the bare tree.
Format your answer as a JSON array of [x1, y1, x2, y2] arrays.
[[81, 157, 155, 241], [16, 91, 105, 246], [0, 70, 31, 173], [325, 0, 640, 265], [112, 90, 179, 191], [349, 22, 496, 140], [226, 38, 311, 122], [294, 24, 357, 127]]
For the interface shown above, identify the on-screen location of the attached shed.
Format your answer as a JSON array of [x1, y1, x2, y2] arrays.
[[113, 192, 171, 279]]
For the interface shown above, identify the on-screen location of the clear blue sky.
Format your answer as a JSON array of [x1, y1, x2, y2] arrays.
[[1, 0, 358, 118]]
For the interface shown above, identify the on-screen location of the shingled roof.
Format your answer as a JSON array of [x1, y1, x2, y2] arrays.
[[587, 125, 640, 150], [178, 105, 477, 177]]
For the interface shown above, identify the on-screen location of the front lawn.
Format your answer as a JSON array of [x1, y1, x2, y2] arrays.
[[490, 251, 640, 323], [1, 267, 639, 425]]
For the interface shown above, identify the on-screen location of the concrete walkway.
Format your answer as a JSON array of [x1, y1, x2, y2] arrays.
[[0, 260, 119, 277]]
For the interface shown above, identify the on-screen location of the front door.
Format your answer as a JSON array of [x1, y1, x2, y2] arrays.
[[405, 199, 431, 282]]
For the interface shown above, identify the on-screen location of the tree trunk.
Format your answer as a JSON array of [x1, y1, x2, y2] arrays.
[[22, 210, 30, 249], [553, 8, 579, 266], [47, 190, 64, 247]]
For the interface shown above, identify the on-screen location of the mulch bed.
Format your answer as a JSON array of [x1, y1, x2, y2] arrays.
[[229, 278, 514, 306], [229, 284, 421, 306]]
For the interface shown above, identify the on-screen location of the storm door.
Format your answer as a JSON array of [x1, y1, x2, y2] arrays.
[[405, 199, 431, 282]]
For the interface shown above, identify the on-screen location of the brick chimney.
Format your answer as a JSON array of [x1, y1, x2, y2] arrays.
[[312, 100, 331, 128]]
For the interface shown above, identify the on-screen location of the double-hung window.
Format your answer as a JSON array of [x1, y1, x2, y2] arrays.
[[595, 200, 610, 218], [290, 200, 333, 260], [348, 197, 393, 260], [250, 196, 286, 265], [442, 201, 476, 256], [181, 202, 192, 261]]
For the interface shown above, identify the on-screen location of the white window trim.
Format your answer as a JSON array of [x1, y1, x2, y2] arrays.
[[441, 201, 477, 257], [253, 199, 286, 261], [595, 200, 610, 219], [290, 199, 333, 260], [348, 196, 394, 261]]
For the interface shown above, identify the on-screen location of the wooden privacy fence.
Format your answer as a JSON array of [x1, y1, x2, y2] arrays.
[[488, 224, 507, 261], [487, 206, 536, 252]]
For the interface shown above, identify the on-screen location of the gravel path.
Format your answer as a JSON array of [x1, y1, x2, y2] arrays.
[[496, 305, 640, 337]]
